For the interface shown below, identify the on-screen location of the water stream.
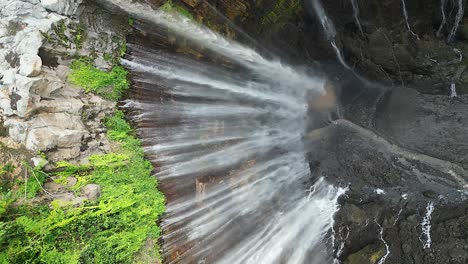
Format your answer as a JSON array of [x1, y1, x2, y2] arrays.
[[350, 0, 364, 36], [401, 0, 420, 40]]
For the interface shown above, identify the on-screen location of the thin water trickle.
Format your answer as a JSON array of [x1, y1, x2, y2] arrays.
[[437, 0, 447, 37], [447, 0, 464, 43], [350, 0, 364, 36], [99, 0, 348, 263], [309, 0, 373, 86], [401, 0, 420, 40]]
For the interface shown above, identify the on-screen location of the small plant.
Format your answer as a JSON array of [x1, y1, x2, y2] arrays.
[[74, 24, 85, 49], [0, 163, 15, 176], [160, 0, 194, 20], [68, 58, 129, 100]]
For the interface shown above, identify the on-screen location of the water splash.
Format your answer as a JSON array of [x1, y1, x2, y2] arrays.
[[350, 0, 364, 36], [419, 201, 435, 249], [401, 0, 420, 40], [99, 0, 348, 262], [447, 0, 464, 43]]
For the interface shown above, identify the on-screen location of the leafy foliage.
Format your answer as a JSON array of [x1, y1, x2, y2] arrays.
[[68, 59, 129, 100], [0, 112, 166, 263]]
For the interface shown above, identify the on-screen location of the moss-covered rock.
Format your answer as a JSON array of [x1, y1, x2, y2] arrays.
[[345, 244, 385, 264]]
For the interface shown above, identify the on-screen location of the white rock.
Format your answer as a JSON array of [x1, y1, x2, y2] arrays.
[[40, 0, 83, 16], [31, 156, 48, 167], [19, 54, 42, 77]]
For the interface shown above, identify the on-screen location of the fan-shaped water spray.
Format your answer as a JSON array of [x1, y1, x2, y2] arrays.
[[97, 0, 348, 262]]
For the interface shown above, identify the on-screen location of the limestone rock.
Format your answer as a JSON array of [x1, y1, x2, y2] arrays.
[[81, 184, 101, 201], [19, 54, 43, 77], [40, 0, 83, 16], [66, 176, 77, 187], [31, 156, 48, 167]]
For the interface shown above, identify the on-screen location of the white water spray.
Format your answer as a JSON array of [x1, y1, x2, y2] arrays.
[[350, 0, 364, 36], [447, 0, 464, 43], [401, 0, 420, 40], [419, 201, 435, 249], [102, 0, 348, 262]]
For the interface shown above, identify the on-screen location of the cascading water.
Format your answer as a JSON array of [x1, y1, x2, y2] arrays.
[[309, 0, 374, 87], [350, 0, 364, 36], [401, 0, 420, 40], [447, 0, 464, 43], [437, 0, 447, 37], [309, 0, 351, 71], [98, 0, 347, 263]]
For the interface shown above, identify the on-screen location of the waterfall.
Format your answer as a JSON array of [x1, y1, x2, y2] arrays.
[[400, 0, 421, 40], [99, 0, 348, 262], [447, 0, 464, 43], [450, 83, 458, 97], [401, 0, 420, 40], [310, 0, 351, 70], [419, 201, 435, 249], [350, 0, 364, 36], [309, 0, 373, 86], [437, 0, 447, 37], [376, 221, 391, 264]]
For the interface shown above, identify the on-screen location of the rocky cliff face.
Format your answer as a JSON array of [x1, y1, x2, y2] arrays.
[[299, 1, 468, 263], [1, 1, 467, 263], [0, 0, 128, 162]]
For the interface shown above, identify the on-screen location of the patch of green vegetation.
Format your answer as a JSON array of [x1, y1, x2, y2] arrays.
[[120, 40, 127, 57], [46, 20, 86, 50], [160, 0, 194, 20], [68, 58, 129, 100], [0, 162, 47, 218], [260, 0, 302, 30], [0, 111, 166, 263], [53, 20, 70, 48], [73, 24, 85, 50], [128, 17, 134, 27], [0, 163, 15, 176]]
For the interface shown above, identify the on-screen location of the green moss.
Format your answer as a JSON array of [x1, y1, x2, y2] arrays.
[[260, 0, 302, 31], [68, 59, 129, 100], [0, 111, 166, 263], [160, 0, 194, 20], [345, 244, 385, 264]]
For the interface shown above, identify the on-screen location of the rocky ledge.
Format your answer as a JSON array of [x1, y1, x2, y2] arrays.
[[0, 0, 128, 163]]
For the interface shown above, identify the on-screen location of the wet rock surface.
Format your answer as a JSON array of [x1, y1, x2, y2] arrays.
[[307, 73, 468, 263], [1, 0, 467, 263]]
